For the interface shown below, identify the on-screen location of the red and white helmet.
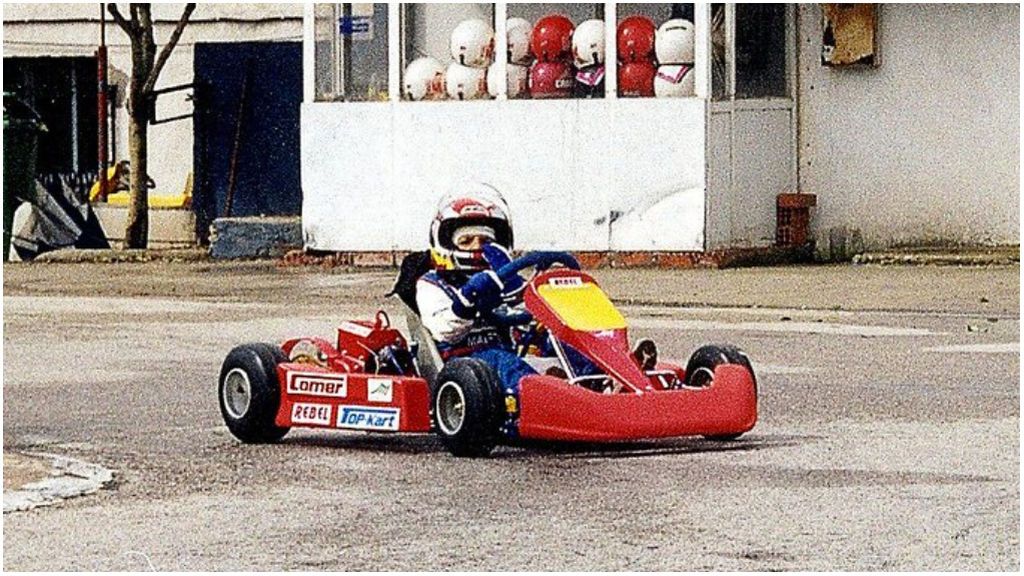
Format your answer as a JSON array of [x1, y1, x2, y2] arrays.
[[655, 18, 695, 64], [572, 19, 605, 67], [451, 18, 495, 68], [487, 63, 530, 99], [507, 17, 533, 65], [403, 57, 446, 101], [429, 184, 514, 271], [617, 16, 656, 62], [529, 60, 573, 99], [445, 62, 488, 100], [653, 64, 695, 97], [618, 60, 656, 97], [531, 15, 574, 62]]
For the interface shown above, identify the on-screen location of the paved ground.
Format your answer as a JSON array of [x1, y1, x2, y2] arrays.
[[2, 261, 1019, 570]]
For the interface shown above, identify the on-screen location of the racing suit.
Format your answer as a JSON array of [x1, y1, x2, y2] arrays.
[[416, 270, 536, 394]]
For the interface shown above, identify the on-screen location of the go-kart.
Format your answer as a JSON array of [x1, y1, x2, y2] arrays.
[[218, 251, 757, 457]]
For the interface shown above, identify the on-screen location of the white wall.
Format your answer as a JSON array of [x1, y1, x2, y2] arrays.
[[302, 98, 707, 252], [797, 4, 1020, 250], [3, 3, 301, 199]]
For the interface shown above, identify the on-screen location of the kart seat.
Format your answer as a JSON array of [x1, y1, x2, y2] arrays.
[[403, 305, 444, 386], [389, 250, 444, 385]]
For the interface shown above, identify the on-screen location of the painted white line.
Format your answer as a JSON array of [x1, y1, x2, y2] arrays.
[[921, 342, 1019, 354], [631, 317, 942, 337]]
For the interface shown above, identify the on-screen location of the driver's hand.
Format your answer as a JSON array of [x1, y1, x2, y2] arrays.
[[459, 269, 504, 314], [482, 244, 525, 296]]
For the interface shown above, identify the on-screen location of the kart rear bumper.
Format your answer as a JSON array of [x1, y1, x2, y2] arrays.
[[517, 365, 757, 442]]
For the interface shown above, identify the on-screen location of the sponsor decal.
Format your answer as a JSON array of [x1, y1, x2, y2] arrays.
[[287, 372, 348, 398], [547, 277, 584, 288], [337, 406, 400, 431], [367, 378, 394, 403], [291, 402, 332, 425], [338, 321, 373, 338]]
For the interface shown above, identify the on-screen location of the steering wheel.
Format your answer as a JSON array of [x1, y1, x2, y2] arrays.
[[494, 251, 581, 287], [483, 251, 581, 328]]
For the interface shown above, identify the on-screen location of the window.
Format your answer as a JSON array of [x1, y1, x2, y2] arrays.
[[402, 3, 494, 100], [712, 3, 791, 100], [616, 3, 696, 98], [314, 3, 389, 102], [734, 3, 787, 98], [509, 4, 604, 99]]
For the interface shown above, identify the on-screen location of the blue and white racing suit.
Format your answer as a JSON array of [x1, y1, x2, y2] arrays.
[[415, 271, 536, 394]]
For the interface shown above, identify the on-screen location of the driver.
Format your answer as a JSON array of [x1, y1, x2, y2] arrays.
[[416, 184, 537, 394]]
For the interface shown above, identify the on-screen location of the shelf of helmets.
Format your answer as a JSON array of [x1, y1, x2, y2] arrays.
[[299, 4, 785, 253]]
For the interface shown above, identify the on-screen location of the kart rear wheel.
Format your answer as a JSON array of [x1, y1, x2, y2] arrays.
[[684, 344, 756, 441], [219, 343, 290, 443], [433, 358, 503, 457]]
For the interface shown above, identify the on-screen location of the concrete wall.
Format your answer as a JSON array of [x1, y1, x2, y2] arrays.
[[797, 4, 1020, 251], [3, 3, 302, 200], [302, 98, 707, 252]]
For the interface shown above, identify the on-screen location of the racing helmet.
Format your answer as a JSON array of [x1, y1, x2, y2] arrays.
[[653, 64, 695, 97], [528, 60, 574, 99], [655, 18, 695, 64], [429, 184, 514, 271], [451, 18, 495, 68], [403, 57, 446, 101], [487, 62, 530, 99], [617, 60, 656, 97], [616, 16, 656, 62], [507, 17, 534, 65], [531, 15, 574, 62], [572, 19, 606, 67], [445, 62, 488, 100]]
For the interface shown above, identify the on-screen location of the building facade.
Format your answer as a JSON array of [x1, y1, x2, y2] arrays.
[[4, 3, 1019, 254]]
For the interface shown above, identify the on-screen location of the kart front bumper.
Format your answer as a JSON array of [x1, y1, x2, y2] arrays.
[[516, 365, 757, 442]]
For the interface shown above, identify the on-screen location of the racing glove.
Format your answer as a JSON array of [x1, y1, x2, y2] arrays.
[[482, 244, 525, 298], [452, 270, 505, 319]]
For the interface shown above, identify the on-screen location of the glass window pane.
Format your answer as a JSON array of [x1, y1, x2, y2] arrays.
[[616, 3, 695, 99], [402, 3, 494, 101], [735, 3, 787, 99], [509, 4, 604, 100], [314, 3, 389, 102]]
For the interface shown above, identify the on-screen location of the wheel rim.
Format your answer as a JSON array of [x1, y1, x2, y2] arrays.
[[223, 367, 252, 419], [436, 381, 466, 435], [689, 366, 715, 388]]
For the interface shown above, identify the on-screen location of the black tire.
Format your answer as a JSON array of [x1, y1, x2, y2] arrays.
[[432, 358, 504, 457], [684, 344, 756, 441], [219, 343, 291, 443]]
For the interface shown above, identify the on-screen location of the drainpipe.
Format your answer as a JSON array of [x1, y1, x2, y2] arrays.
[[97, 3, 109, 201]]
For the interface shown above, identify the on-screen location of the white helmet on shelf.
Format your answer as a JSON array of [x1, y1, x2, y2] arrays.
[[572, 19, 606, 68], [653, 64, 695, 98], [487, 62, 530, 98], [507, 17, 533, 64], [451, 18, 495, 69], [403, 57, 446, 101], [655, 18, 695, 64], [445, 62, 488, 100]]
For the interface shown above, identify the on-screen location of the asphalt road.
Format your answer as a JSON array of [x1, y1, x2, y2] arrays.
[[3, 261, 1019, 570]]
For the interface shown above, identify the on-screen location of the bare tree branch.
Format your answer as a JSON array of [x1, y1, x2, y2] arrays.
[[143, 3, 196, 94], [106, 3, 135, 37]]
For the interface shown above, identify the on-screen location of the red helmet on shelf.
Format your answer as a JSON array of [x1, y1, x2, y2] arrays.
[[529, 60, 573, 99], [617, 60, 656, 97], [531, 15, 574, 62], [617, 16, 656, 63]]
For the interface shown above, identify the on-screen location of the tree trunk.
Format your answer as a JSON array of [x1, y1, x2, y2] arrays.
[[125, 105, 149, 248]]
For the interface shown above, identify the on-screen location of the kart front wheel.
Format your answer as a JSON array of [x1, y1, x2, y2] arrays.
[[684, 344, 756, 441], [219, 343, 290, 443], [433, 358, 503, 457]]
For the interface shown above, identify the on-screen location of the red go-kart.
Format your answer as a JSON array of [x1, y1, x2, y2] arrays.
[[218, 252, 757, 457]]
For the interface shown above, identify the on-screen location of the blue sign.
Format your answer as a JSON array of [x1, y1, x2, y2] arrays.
[[339, 16, 371, 36]]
